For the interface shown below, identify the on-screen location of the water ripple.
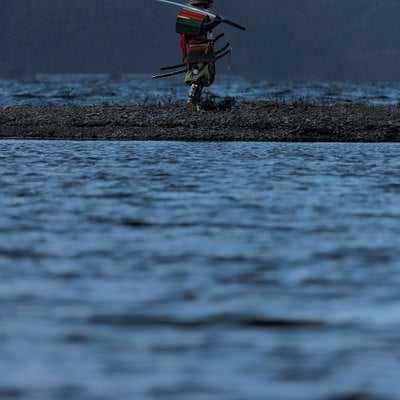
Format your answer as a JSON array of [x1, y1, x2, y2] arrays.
[[3, 75, 400, 105], [89, 313, 324, 330], [1, 141, 400, 400]]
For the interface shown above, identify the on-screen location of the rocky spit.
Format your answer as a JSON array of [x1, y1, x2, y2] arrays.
[[1, 102, 400, 141]]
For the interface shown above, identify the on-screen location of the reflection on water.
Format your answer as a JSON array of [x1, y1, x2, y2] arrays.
[[1, 141, 400, 399]]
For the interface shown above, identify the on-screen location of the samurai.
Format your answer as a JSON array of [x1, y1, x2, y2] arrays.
[[176, 0, 222, 105], [154, 0, 245, 105]]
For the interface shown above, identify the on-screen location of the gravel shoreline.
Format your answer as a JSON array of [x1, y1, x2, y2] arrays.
[[1, 102, 400, 141]]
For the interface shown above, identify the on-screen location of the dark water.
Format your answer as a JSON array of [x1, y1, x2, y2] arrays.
[[2, 74, 400, 105], [1, 141, 400, 400]]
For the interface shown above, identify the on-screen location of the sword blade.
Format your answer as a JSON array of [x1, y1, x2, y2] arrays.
[[156, 0, 216, 18], [156, 0, 246, 31]]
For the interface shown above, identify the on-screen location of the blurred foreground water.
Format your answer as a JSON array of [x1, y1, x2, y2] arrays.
[[1, 141, 400, 400], [2, 74, 400, 105]]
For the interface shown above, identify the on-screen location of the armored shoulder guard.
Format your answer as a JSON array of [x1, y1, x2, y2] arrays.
[[176, 8, 206, 35]]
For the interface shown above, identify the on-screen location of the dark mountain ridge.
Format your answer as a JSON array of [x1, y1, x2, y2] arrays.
[[1, 0, 400, 81]]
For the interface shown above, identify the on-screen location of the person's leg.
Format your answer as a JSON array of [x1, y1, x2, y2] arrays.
[[185, 63, 215, 105], [187, 83, 203, 104]]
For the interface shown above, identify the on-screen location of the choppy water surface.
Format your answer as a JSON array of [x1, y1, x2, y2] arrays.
[[2, 74, 400, 105], [1, 141, 400, 400]]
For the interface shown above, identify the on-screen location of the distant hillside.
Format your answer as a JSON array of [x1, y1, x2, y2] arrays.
[[2, 0, 400, 81]]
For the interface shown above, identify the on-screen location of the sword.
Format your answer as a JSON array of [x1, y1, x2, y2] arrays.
[[160, 43, 231, 71], [156, 0, 246, 31], [152, 48, 232, 79], [152, 68, 187, 80]]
